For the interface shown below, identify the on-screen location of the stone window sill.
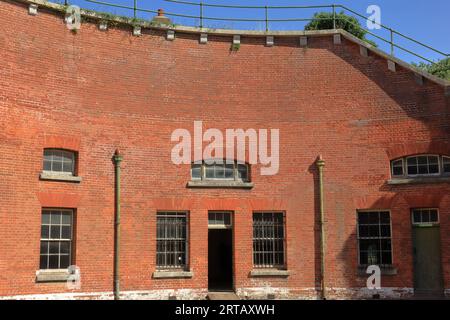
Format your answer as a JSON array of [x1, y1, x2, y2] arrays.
[[250, 269, 290, 278], [387, 177, 450, 185], [40, 172, 82, 183], [187, 180, 254, 189], [357, 265, 398, 276], [152, 270, 194, 279], [36, 269, 70, 282]]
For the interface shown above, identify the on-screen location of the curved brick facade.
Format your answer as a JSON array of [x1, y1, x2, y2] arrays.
[[0, 0, 449, 299]]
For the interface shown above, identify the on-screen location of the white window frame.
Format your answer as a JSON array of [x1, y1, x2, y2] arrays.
[[191, 160, 250, 182], [40, 208, 74, 270], [356, 210, 393, 267], [442, 156, 450, 175], [411, 208, 440, 226], [390, 154, 450, 179], [43, 149, 76, 175], [208, 211, 233, 229], [391, 158, 405, 177], [405, 154, 441, 177]]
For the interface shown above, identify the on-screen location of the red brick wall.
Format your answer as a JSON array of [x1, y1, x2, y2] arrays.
[[0, 0, 449, 298]]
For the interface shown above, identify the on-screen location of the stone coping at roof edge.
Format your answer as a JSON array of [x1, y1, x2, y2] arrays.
[[9, 0, 450, 89]]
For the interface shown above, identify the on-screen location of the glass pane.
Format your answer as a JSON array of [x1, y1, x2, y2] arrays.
[[380, 239, 392, 251], [61, 213, 71, 225], [40, 255, 48, 269], [60, 255, 70, 269], [380, 225, 391, 237], [63, 161, 73, 173], [52, 161, 62, 172], [61, 226, 71, 239], [428, 156, 438, 164], [50, 212, 61, 224], [358, 212, 369, 224], [368, 213, 380, 224], [62, 151, 73, 162], [205, 164, 214, 178], [42, 212, 50, 224], [359, 251, 368, 265], [421, 211, 430, 223], [53, 151, 63, 162], [215, 164, 225, 178], [41, 225, 49, 238], [407, 157, 417, 166], [238, 164, 248, 181], [417, 156, 427, 165], [40, 241, 49, 254], [381, 251, 392, 265], [392, 166, 403, 176], [413, 211, 421, 223], [418, 165, 428, 174], [225, 164, 234, 179], [380, 212, 390, 224], [191, 164, 201, 179], [50, 226, 61, 239], [223, 213, 231, 226], [359, 225, 369, 237], [359, 239, 378, 251], [408, 166, 418, 175], [429, 164, 439, 174], [49, 242, 59, 254], [430, 210, 438, 223], [43, 160, 52, 171], [44, 150, 52, 160], [368, 250, 380, 265], [444, 163, 450, 173], [60, 242, 70, 254]]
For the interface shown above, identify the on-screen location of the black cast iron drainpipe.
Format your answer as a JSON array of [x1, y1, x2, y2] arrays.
[[113, 149, 123, 300], [316, 155, 327, 300]]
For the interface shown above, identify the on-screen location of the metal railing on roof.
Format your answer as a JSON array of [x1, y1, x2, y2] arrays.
[[68, 0, 449, 65]]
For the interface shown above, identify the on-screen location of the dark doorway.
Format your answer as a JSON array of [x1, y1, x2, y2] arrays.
[[208, 229, 233, 291]]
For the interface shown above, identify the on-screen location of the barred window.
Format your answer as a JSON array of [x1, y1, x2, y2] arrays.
[[253, 212, 285, 268], [40, 209, 73, 270], [156, 212, 188, 269], [357, 211, 392, 266], [191, 160, 249, 182], [43, 149, 75, 175]]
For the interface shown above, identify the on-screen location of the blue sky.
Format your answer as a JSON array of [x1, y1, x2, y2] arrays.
[[66, 0, 449, 64]]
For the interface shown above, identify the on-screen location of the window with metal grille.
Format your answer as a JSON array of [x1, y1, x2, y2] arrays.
[[253, 212, 285, 268], [191, 160, 249, 182], [156, 212, 188, 269], [412, 208, 439, 225], [357, 211, 392, 266], [40, 209, 73, 270], [43, 149, 75, 175]]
